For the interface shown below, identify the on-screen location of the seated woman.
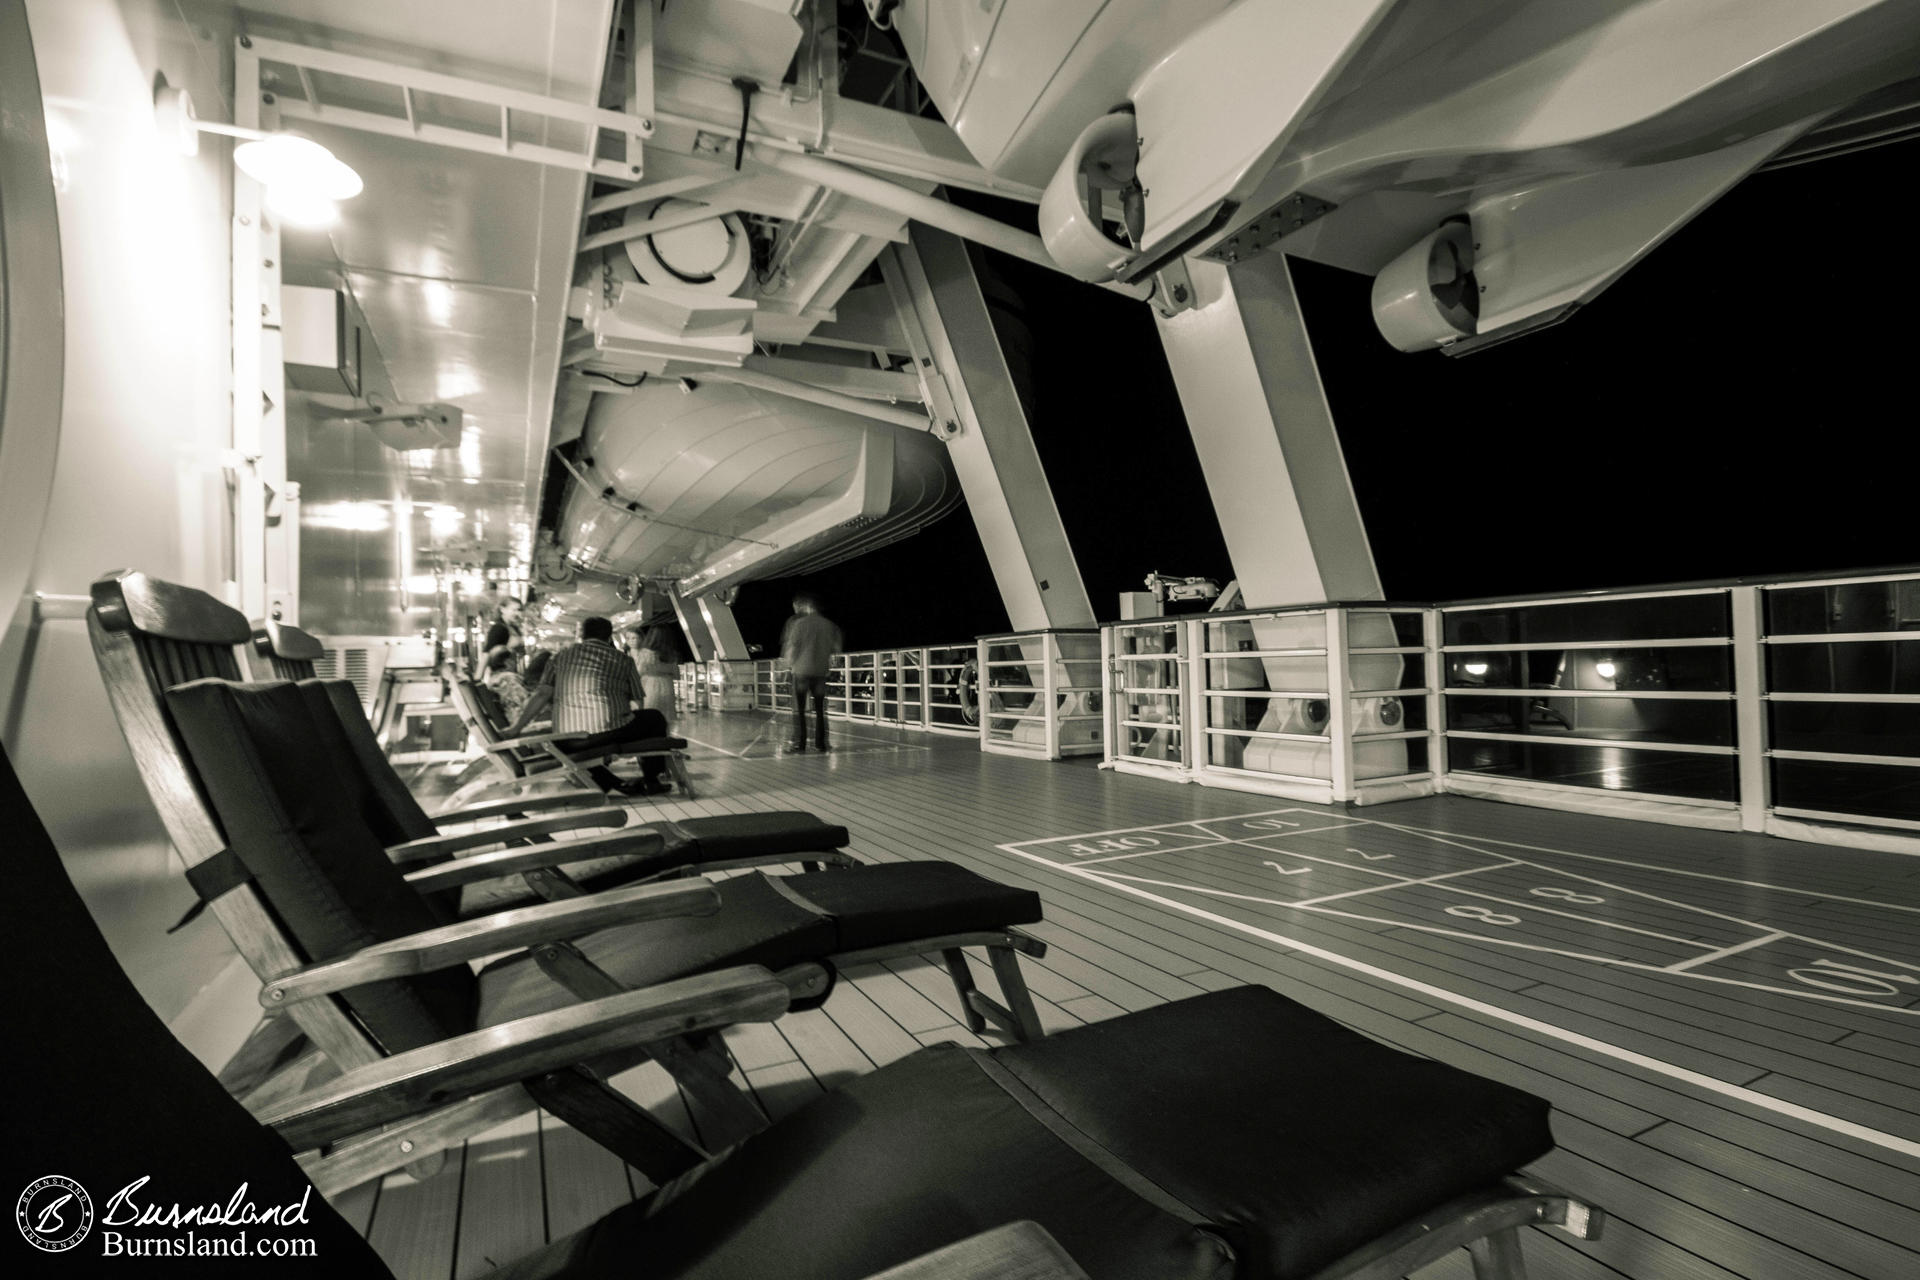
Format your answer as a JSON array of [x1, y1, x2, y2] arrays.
[[483, 644, 532, 727]]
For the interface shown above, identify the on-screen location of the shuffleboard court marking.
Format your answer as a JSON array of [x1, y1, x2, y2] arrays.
[[1287, 860, 1521, 908], [1362, 816, 1920, 917], [1008, 807, 1307, 848], [1068, 838, 1237, 865], [1665, 932, 1789, 973], [1000, 837, 1920, 1163]]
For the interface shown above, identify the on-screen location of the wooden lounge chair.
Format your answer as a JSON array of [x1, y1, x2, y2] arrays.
[[250, 617, 618, 828], [452, 672, 696, 798], [248, 615, 324, 680], [6, 740, 1604, 1279], [295, 675, 857, 905], [88, 570, 1049, 1188]]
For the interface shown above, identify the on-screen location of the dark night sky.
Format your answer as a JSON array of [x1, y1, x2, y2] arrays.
[[732, 137, 1916, 654]]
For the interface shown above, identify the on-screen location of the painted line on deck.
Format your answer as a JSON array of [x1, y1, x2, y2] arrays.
[[1285, 860, 1517, 908], [1002, 808, 1305, 850], [1014, 850, 1920, 1162], [1663, 932, 1790, 973], [1359, 817, 1920, 916]]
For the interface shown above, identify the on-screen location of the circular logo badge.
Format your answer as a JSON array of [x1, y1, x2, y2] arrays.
[[16, 1176, 93, 1253]]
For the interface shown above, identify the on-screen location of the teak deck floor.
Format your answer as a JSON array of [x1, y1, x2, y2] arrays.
[[326, 709, 1920, 1280]]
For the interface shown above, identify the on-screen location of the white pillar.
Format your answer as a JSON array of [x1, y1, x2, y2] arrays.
[[671, 590, 715, 662], [1155, 254, 1381, 608], [697, 596, 749, 660], [882, 228, 1095, 631]]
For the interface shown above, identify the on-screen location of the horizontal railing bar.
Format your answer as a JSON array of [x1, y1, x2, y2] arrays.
[[1205, 690, 1329, 699], [1448, 772, 1740, 808], [1440, 638, 1728, 652], [1764, 632, 1920, 644], [1443, 730, 1734, 755], [1759, 572, 1920, 590], [1770, 805, 1920, 831], [1441, 586, 1730, 610], [1765, 691, 1920, 703], [1768, 748, 1920, 767], [1201, 729, 1331, 743], [1198, 648, 1328, 658], [1442, 687, 1731, 700], [1197, 765, 1331, 785]]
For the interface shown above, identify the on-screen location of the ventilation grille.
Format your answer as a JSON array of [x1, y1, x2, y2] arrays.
[[319, 647, 375, 702]]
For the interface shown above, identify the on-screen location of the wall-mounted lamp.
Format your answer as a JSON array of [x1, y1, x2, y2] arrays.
[[155, 78, 362, 227]]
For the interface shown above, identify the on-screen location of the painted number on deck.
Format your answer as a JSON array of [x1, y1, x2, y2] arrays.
[[1263, 860, 1310, 877], [1241, 818, 1300, 830], [1446, 905, 1521, 926], [1066, 837, 1159, 857], [1530, 887, 1605, 905], [1786, 958, 1919, 998]]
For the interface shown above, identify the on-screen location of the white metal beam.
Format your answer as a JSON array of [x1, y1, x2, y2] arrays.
[[882, 229, 1095, 632], [1156, 253, 1381, 609]]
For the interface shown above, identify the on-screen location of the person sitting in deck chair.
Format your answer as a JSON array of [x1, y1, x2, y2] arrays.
[[483, 643, 532, 726], [506, 615, 670, 796]]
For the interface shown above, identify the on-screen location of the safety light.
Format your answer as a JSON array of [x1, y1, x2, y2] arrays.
[[156, 78, 363, 228], [1463, 661, 1489, 677], [1594, 660, 1617, 680]]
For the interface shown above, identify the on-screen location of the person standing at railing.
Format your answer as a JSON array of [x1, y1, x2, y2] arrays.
[[781, 593, 843, 753]]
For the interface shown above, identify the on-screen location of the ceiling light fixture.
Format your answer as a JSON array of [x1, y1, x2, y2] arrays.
[[155, 77, 363, 228]]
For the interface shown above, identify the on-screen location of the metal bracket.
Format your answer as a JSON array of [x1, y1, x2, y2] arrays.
[[1150, 257, 1195, 318], [1197, 191, 1338, 265]]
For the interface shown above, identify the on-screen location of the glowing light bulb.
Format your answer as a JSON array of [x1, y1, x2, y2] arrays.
[[1463, 661, 1489, 677], [1594, 661, 1617, 679], [233, 134, 362, 198]]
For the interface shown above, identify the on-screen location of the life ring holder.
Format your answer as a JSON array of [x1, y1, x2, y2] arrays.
[[959, 657, 980, 727]]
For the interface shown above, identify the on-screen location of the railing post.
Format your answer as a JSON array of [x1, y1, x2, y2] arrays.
[[1100, 626, 1117, 767], [1426, 607, 1446, 794], [1187, 614, 1207, 780], [1044, 632, 1060, 760], [1730, 586, 1769, 832], [1326, 609, 1353, 802], [976, 638, 989, 753]]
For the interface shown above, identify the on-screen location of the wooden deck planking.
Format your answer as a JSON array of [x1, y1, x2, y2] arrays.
[[354, 712, 1920, 1279], [453, 1113, 545, 1278]]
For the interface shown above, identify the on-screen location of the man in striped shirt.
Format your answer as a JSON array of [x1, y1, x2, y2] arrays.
[[504, 615, 670, 795]]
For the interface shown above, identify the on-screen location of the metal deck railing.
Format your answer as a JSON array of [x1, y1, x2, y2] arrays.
[[682, 566, 1920, 849]]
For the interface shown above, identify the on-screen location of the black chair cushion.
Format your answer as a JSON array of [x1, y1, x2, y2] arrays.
[[0, 745, 391, 1275], [475, 872, 841, 1027], [782, 861, 1042, 951], [664, 812, 851, 861], [990, 985, 1556, 1279], [299, 677, 438, 845], [167, 679, 477, 1053], [491, 1042, 1233, 1280]]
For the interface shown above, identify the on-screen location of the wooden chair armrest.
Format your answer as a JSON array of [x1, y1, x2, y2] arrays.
[[858, 1223, 1091, 1280], [259, 877, 717, 1007], [385, 806, 630, 865], [258, 964, 791, 1150], [426, 790, 607, 824], [400, 825, 670, 894], [494, 729, 570, 751]]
